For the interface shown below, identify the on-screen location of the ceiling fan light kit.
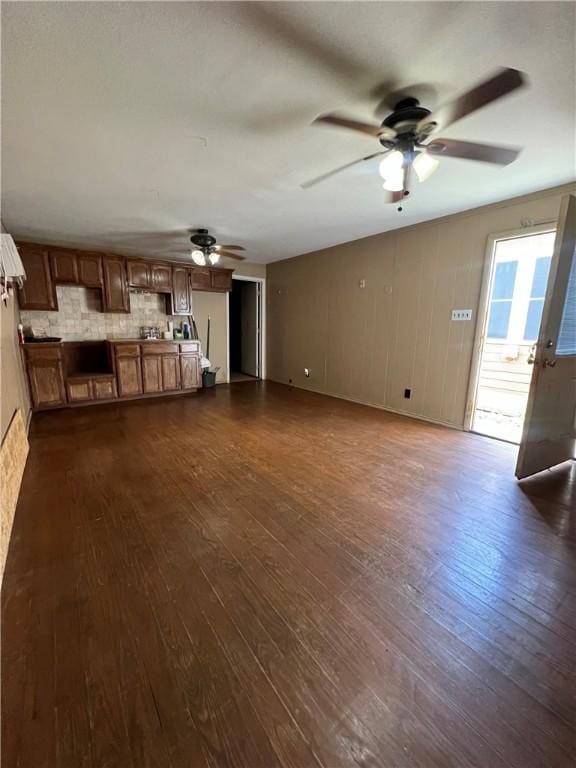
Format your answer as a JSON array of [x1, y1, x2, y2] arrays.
[[306, 67, 526, 211], [186, 228, 246, 266]]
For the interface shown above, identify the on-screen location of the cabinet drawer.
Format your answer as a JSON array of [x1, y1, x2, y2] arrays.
[[25, 345, 63, 362], [180, 342, 201, 354], [141, 342, 178, 355], [114, 343, 140, 357]]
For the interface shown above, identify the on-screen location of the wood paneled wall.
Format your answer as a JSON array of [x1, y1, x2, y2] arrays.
[[267, 184, 575, 429]]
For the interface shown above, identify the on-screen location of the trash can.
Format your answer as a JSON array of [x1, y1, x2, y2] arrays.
[[202, 370, 217, 388]]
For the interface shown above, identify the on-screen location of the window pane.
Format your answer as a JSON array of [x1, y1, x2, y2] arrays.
[[487, 300, 512, 339], [523, 299, 544, 341], [530, 256, 551, 298], [491, 261, 517, 300], [557, 243, 576, 356]]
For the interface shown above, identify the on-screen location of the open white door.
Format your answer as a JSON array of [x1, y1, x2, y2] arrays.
[[516, 194, 576, 479]]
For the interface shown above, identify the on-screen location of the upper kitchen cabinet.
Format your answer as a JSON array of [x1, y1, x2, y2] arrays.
[[77, 253, 103, 287], [102, 256, 130, 313], [210, 269, 233, 292], [127, 260, 173, 292], [50, 249, 79, 284], [17, 245, 58, 310], [170, 266, 192, 315]]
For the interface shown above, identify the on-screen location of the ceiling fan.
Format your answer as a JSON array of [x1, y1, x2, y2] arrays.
[[187, 229, 246, 266], [303, 67, 527, 209]]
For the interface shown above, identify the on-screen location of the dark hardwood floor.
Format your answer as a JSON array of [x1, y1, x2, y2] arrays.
[[2, 381, 576, 768]]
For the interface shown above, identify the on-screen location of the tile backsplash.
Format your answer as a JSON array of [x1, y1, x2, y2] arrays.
[[20, 285, 184, 341]]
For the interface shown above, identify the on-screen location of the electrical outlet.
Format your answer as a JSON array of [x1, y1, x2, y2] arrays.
[[359, 278, 366, 289], [451, 309, 473, 321], [304, 368, 311, 378]]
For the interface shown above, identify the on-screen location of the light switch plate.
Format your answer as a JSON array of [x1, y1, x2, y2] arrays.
[[451, 309, 473, 321]]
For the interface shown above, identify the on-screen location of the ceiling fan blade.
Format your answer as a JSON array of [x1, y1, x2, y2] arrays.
[[216, 244, 246, 251], [301, 151, 387, 189], [218, 250, 246, 261], [418, 67, 526, 133], [427, 138, 521, 165], [313, 114, 396, 140]]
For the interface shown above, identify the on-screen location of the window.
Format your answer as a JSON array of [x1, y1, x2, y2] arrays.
[[557, 244, 576, 356], [487, 260, 517, 339], [523, 256, 551, 341]]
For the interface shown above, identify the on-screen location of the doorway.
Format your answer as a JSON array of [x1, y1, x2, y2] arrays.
[[469, 227, 556, 442], [228, 277, 264, 383]]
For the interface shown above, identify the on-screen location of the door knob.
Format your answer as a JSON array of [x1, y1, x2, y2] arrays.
[[542, 358, 557, 368]]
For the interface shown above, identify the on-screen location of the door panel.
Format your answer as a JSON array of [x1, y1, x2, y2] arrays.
[[92, 378, 117, 400], [171, 267, 192, 314], [516, 194, 576, 478], [103, 257, 130, 313], [17, 248, 58, 310], [142, 356, 163, 393], [28, 360, 66, 408], [50, 250, 79, 284], [161, 355, 181, 391], [127, 261, 150, 288], [116, 356, 142, 397], [151, 264, 172, 292], [67, 380, 92, 402], [78, 254, 103, 287], [181, 355, 201, 389]]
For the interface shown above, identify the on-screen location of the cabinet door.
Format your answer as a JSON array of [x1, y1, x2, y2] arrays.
[[103, 257, 130, 313], [28, 359, 66, 408], [210, 269, 233, 292], [17, 248, 58, 310], [161, 354, 181, 391], [151, 264, 172, 292], [142, 356, 162, 393], [67, 379, 92, 402], [78, 253, 103, 287], [171, 267, 192, 315], [116, 356, 142, 397], [127, 260, 150, 288], [180, 354, 201, 390], [93, 378, 117, 400], [50, 250, 79, 284], [191, 267, 212, 290]]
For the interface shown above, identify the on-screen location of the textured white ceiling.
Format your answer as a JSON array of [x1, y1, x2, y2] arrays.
[[1, 1, 575, 264]]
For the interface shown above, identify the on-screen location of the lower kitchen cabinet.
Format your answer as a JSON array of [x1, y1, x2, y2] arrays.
[[25, 346, 67, 409], [161, 355, 181, 391], [67, 375, 117, 403], [142, 352, 181, 393], [116, 355, 143, 397], [181, 354, 201, 389]]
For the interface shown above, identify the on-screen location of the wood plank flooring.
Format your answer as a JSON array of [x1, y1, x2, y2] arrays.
[[2, 381, 576, 767]]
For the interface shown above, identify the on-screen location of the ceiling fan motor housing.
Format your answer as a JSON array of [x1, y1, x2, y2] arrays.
[[380, 98, 434, 147], [190, 228, 217, 250]]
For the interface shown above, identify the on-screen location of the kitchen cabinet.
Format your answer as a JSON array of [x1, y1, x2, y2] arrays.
[[191, 267, 212, 290], [24, 345, 66, 409], [211, 269, 233, 292], [161, 355, 181, 391], [127, 260, 150, 288], [181, 354, 201, 390], [171, 266, 192, 315], [103, 257, 130, 313], [17, 247, 58, 310], [67, 374, 117, 403], [151, 264, 172, 292], [142, 355, 163, 393], [116, 356, 142, 397], [78, 253, 103, 287], [128, 260, 173, 292], [141, 343, 181, 393], [50, 250, 79, 284]]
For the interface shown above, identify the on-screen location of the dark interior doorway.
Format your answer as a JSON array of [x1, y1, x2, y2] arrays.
[[229, 279, 260, 382]]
